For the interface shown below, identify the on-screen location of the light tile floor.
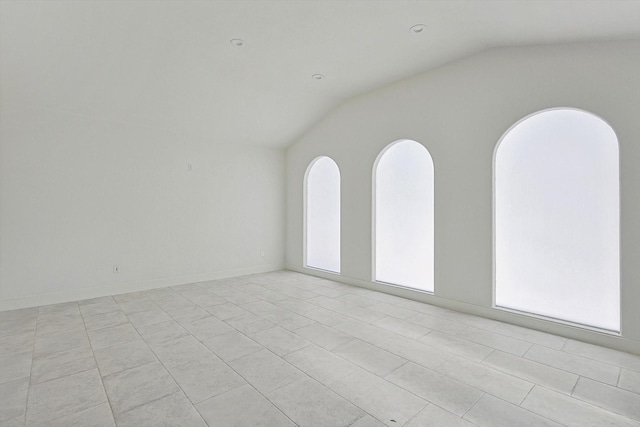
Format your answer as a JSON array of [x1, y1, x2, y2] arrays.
[[1, 270, 639, 426]]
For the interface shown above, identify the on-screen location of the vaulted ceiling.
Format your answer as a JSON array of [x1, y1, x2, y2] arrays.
[[2, 0, 639, 148]]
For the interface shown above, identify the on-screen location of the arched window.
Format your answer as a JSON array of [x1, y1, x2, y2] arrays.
[[374, 140, 434, 292], [495, 108, 620, 331], [305, 156, 340, 273]]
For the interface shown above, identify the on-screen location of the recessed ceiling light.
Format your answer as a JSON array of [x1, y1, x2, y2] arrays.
[[312, 74, 324, 80], [410, 24, 426, 34], [230, 39, 245, 47]]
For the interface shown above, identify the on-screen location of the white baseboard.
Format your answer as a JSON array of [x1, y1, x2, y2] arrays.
[[286, 264, 640, 356], [0, 264, 284, 311]]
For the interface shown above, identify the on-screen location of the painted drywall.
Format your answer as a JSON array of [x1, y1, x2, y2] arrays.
[[0, 104, 285, 309], [286, 40, 640, 353]]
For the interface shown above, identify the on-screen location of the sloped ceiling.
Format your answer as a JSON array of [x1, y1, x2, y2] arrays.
[[1, 0, 640, 148]]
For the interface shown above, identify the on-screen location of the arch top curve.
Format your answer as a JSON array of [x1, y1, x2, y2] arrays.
[[494, 107, 619, 160], [305, 155, 340, 176], [374, 139, 433, 171]]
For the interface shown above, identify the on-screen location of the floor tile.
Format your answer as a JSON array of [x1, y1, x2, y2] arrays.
[[117, 299, 158, 315], [0, 416, 24, 426], [102, 361, 179, 415], [196, 384, 295, 427], [166, 356, 246, 403], [113, 291, 148, 303], [206, 303, 250, 320], [385, 362, 482, 416], [45, 403, 115, 427], [294, 323, 354, 350], [0, 307, 38, 322], [36, 315, 83, 336], [406, 404, 477, 427], [228, 349, 305, 394], [88, 323, 140, 350], [524, 344, 620, 385], [464, 394, 562, 427], [349, 415, 388, 427], [267, 378, 363, 427], [135, 320, 189, 344], [333, 339, 406, 376], [492, 322, 567, 350], [183, 291, 226, 308], [367, 302, 417, 320], [33, 328, 90, 357], [167, 305, 211, 323], [482, 350, 578, 394], [284, 345, 359, 386], [419, 330, 494, 362], [308, 295, 349, 310], [37, 302, 78, 317], [563, 339, 640, 372], [336, 294, 376, 308], [441, 310, 503, 330], [149, 335, 214, 368], [2, 271, 637, 427], [619, 369, 640, 394], [333, 319, 396, 346], [456, 327, 532, 356], [126, 309, 171, 328], [25, 369, 107, 425], [436, 356, 533, 404], [0, 317, 36, 338], [407, 313, 469, 336], [116, 392, 206, 427], [79, 301, 121, 317], [572, 376, 640, 421], [224, 292, 260, 305], [0, 333, 34, 356], [202, 331, 264, 362], [94, 339, 157, 376], [521, 386, 639, 427], [330, 370, 427, 427], [78, 296, 115, 306], [372, 316, 431, 340], [31, 346, 96, 384], [376, 334, 451, 369], [0, 378, 29, 422], [263, 310, 316, 331], [249, 326, 311, 356], [332, 304, 387, 323], [225, 313, 275, 334], [83, 311, 128, 331], [0, 352, 32, 384]]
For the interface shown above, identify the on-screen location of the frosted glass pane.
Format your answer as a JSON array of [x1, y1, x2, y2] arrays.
[[495, 109, 619, 331], [375, 140, 434, 292], [306, 157, 340, 273]]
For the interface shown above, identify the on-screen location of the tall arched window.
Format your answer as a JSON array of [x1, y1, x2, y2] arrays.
[[495, 108, 620, 331], [305, 156, 340, 273], [374, 140, 434, 292]]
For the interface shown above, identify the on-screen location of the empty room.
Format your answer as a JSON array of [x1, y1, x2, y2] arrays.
[[1, 0, 640, 426]]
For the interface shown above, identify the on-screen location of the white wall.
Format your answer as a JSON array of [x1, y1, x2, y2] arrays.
[[0, 104, 285, 309], [286, 40, 640, 354]]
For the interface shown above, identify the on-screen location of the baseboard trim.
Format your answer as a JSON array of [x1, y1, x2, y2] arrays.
[[0, 264, 284, 311], [286, 264, 640, 356]]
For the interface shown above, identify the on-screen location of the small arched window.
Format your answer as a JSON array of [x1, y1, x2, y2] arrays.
[[374, 140, 434, 292], [305, 156, 340, 273], [495, 108, 620, 331]]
